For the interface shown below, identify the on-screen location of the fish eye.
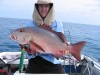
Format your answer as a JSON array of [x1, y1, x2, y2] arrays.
[[19, 29, 24, 32]]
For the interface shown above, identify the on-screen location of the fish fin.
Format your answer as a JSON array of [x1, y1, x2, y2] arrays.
[[52, 51, 63, 59], [30, 41, 45, 53], [70, 41, 86, 61]]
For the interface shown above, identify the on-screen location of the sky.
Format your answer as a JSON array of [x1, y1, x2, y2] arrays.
[[0, 0, 100, 25]]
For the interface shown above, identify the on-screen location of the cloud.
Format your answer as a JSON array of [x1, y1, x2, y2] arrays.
[[0, 0, 100, 25], [52, 0, 100, 13], [53, 0, 100, 25], [0, 0, 36, 10]]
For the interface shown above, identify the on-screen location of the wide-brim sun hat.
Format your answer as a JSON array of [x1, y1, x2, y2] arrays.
[[33, 0, 55, 26], [36, 0, 53, 4]]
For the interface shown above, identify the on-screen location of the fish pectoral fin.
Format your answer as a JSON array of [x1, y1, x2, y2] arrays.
[[30, 41, 45, 53], [52, 50, 66, 59]]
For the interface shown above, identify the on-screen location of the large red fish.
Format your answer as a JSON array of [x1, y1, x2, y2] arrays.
[[10, 27, 86, 61]]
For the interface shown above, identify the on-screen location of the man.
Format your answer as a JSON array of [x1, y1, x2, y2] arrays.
[[21, 0, 70, 73]]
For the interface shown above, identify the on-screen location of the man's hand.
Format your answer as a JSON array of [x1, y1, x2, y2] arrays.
[[38, 24, 54, 32], [64, 40, 70, 46]]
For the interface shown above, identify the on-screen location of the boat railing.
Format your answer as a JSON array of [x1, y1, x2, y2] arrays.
[[81, 54, 100, 75]]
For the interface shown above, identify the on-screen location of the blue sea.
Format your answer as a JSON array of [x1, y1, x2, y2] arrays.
[[0, 17, 100, 61]]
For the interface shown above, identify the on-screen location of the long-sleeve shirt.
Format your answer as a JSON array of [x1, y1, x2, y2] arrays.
[[25, 19, 64, 64]]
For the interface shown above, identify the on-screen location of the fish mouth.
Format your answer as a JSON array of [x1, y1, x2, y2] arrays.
[[10, 31, 17, 40], [11, 35, 17, 40]]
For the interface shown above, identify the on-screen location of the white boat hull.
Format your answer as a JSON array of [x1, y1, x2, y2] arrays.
[[0, 52, 100, 75]]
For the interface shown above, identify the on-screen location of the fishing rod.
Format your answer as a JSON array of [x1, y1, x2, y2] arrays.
[[19, 47, 25, 73], [19, 44, 30, 73], [63, 28, 78, 75], [67, 28, 72, 75], [63, 28, 72, 74], [66, 28, 80, 75]]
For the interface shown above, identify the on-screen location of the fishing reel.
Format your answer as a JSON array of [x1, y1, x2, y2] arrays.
[[21, 44, 30, 50]]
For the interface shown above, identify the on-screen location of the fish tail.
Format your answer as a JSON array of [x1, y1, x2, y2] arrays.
[[70, 41, 86, 61]]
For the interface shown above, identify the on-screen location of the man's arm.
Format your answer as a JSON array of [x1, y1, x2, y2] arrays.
[[38, 24, 70, 45], [54, 32, 70, 46]]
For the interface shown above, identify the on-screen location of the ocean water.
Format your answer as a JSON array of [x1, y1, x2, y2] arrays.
[[0, 17, 100, 61]]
